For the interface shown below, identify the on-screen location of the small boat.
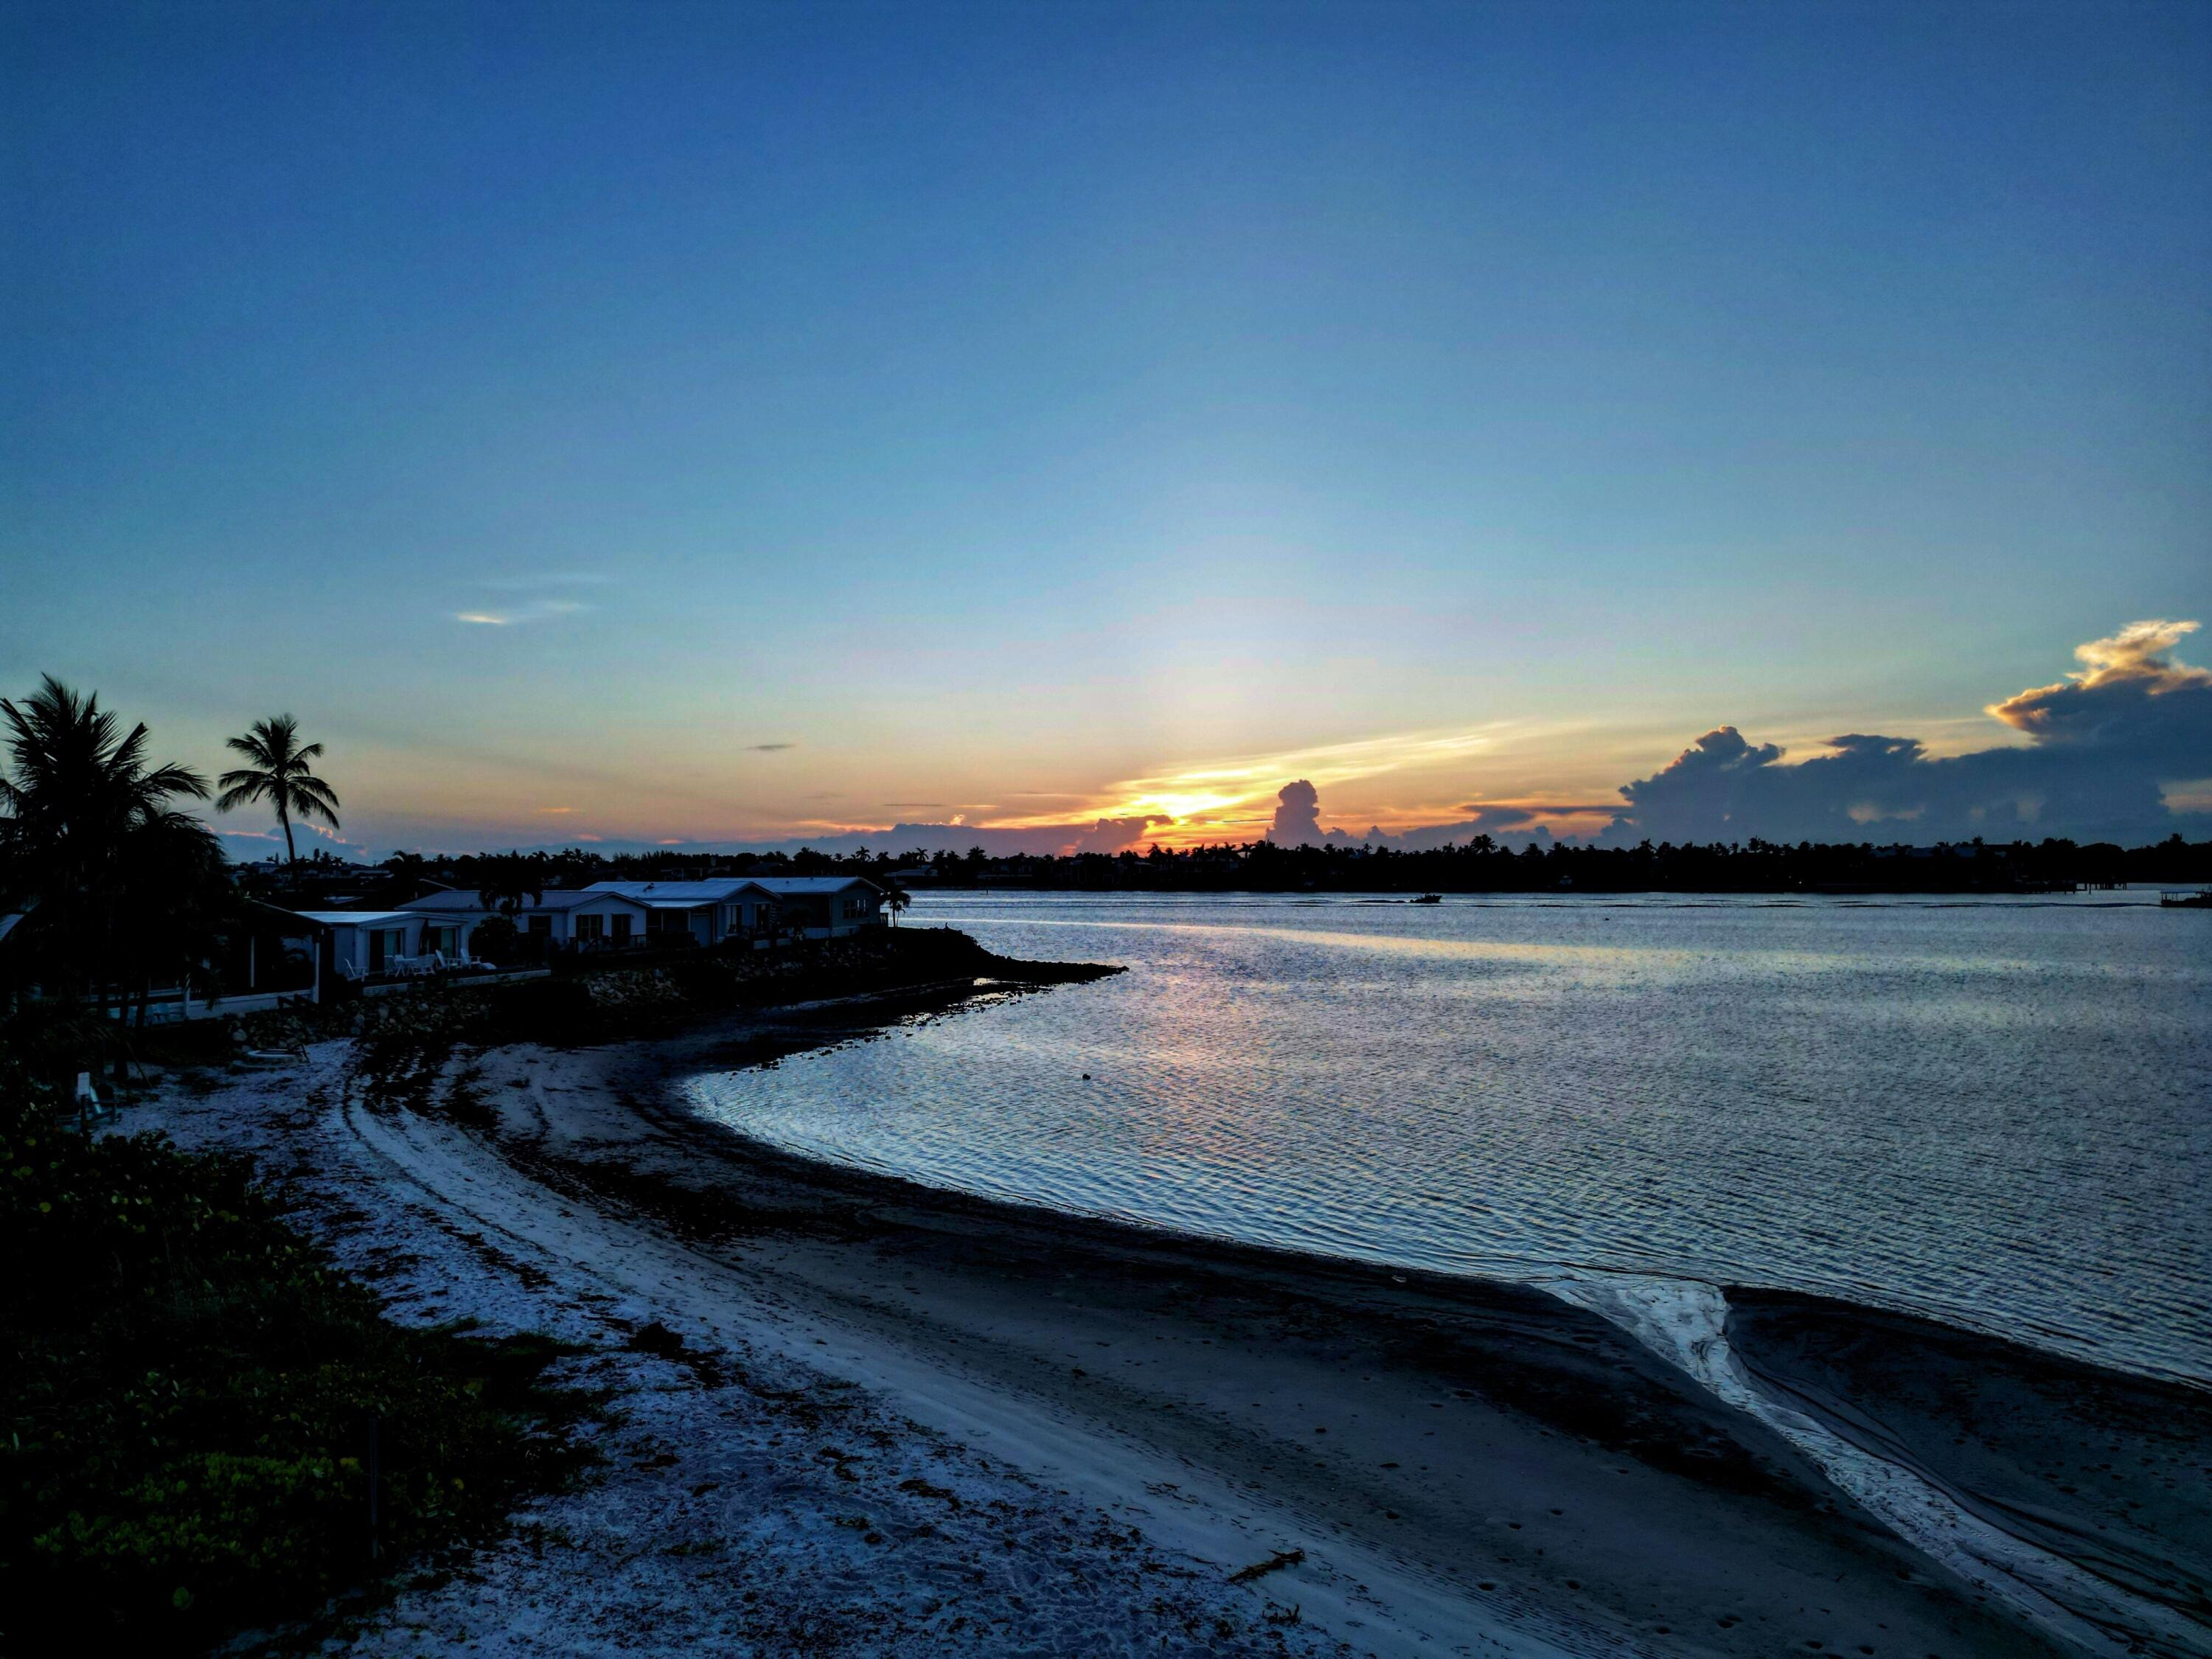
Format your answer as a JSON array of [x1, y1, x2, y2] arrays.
[[1411, 893, 1442, 905], [2160, 889, 2212, 908]]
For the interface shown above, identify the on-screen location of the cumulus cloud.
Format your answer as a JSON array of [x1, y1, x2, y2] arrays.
[[1234, 623, 2208, 853], [1249, 791, 1579, 853], [1267, 780, 1324, 846], [1986, 619, 2212, 745], [1606, 620, 2212, 846]]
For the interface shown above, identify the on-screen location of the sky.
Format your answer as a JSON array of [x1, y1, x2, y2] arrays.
[[4, 1, 2208, 859]]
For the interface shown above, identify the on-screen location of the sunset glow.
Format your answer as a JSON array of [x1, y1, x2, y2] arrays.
[[3, 4, 2204, 858]]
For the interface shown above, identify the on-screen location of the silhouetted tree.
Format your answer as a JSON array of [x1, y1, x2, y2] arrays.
[[0, 676, 214, 1071], [475, 853, 545, 917], [216, 714, 340, 888]]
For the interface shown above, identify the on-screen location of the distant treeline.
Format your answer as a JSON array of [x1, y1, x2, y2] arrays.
[[305, 833, 2212, 901]]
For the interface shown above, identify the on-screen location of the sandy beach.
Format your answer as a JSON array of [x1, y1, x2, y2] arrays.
[[121, 980, 2207, 1658]]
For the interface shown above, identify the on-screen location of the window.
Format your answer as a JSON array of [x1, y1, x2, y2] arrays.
[[612, 914, 633, 942], [526, 914, 552, 935], [576, 914, 604, 942]]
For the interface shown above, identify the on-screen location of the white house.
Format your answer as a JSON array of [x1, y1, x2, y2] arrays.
[[585, 875, 883, 942], [288, 909, 426, 981], [741, 875, 883, 939], [582, 879, 780, 947], [394, 888, 654, 955]]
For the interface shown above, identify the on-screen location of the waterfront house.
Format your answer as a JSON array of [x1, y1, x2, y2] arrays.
[[285, 908, 426, 981], [741, 875, 883, 938], [394, 887, 653, 956], [585, 875, 883, 942], [582, 878, 779, 946]]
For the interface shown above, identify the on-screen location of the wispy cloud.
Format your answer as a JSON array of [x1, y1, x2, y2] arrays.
[[535, 806, 577, 815], [453, 599, 591, 627], [746, 741, 796, 753], [454, 573, 611, 626]]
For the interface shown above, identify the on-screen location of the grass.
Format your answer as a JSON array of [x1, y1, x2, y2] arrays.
[[0, 1055, 598, 1654]]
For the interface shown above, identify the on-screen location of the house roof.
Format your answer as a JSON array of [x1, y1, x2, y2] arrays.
[[585, 876, 878, 902], [743, 876, 880, 896], [584, 880, 759, 905], [395, 889, 648, 914], [284, 910, 419, 929]]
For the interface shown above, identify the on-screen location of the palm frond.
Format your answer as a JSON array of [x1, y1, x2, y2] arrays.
[[142, 760, 210, 801], [290, 787, 341, 827]]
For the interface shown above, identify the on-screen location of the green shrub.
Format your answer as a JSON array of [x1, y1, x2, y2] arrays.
[[0, 1058, 594, 1652], [467, 914, 521, 967]]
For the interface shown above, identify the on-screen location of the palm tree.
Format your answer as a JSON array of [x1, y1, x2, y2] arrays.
[[475, 852, 544, 917], [881, 880, 911, 927], [111, 809, 233, 1046], [0, 675, 209, 1023], [215, 715, 341, 886]]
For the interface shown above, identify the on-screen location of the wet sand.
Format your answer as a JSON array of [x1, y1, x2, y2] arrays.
[[1726, 1290, 2212, 1649], [440, 986, 2093, 1657]]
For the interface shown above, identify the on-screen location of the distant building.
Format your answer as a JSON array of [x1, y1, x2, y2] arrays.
[[394, 888, 653, 956], [580, 878, 778, 946], [743, 875, 883, 938], [585, 875, 883, 941]]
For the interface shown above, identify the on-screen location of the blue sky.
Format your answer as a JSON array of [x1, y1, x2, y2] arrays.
[[4, 1, 2208, 855]]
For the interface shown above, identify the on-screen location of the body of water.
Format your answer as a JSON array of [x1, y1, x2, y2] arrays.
[[687, 891, 2211, 1382]]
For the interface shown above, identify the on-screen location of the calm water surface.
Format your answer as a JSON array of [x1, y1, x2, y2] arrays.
[[688, 892, 2211, 1382]]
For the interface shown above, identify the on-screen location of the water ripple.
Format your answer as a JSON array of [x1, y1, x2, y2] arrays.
[[688, 892, 2212, 1383]]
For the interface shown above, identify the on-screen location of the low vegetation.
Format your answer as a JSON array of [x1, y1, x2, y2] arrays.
[[0, 1052, 596, 1654]]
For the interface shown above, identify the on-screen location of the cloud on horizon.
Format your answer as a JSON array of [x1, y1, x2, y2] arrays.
[[1607, 620, 2211, 846], [1257, 622, 2211, 852], [338, 620, 2209, 863]]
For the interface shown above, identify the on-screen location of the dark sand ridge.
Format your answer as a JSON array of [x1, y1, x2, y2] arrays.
[[1726, 1292, 2212, 1650], [385, 978, 2170, 1659]]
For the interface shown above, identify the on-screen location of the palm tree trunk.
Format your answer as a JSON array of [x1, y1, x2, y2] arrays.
[[280, 802, 296, 890]]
